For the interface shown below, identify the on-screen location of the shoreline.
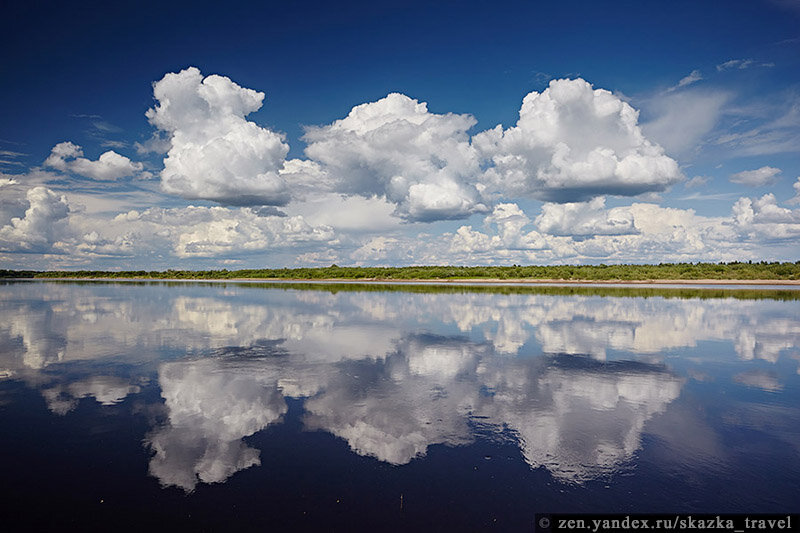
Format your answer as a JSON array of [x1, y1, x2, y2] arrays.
[[12, 277, 800, 286]]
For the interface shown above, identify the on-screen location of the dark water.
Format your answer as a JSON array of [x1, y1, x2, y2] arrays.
[[1, 280, 798, 531]]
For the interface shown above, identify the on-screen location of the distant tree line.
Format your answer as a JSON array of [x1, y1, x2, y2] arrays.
[[1, 261, 799, 281]]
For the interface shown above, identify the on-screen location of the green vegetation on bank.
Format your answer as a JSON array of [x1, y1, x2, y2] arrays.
[[2, 261, 799, 281]]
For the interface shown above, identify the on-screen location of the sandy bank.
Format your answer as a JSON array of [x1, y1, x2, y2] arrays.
[[34, 277, 798, 286]]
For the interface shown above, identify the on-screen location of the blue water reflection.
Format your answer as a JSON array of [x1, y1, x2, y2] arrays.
[[0, 281, 798, 525]]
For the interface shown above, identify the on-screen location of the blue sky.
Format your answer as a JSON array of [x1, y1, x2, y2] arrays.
[[1, 0, 799, 269]]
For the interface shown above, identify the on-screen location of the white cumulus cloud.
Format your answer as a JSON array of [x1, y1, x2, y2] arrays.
[[535, 197, 637, 236], [449, 204, 554, 257], [73, 205, 335, 259], [44, 141, 144, 180], [302, 93, 488, 222], [446, 199, 749, 264], [732, 194, 800, 241], [351, 236, 399, 262], [0, 186, 70, 252], [474, 78, 683, 203], [148, 67, 291, 206]]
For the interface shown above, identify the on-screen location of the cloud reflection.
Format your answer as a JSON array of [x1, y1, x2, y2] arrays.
[[145, 358, 287, 491], [139, 333, 682, 486], [478, 356, 683, 482], [41, 375, 142, 414], [1, 282, 798, 489], [733, 369, 783, 392], [303, 335, 484, 465]]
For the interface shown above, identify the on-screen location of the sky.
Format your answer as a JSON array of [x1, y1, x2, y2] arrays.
[[1, 0, 799, 270]]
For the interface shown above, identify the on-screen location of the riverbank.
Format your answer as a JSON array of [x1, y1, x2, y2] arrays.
[[327, 278, 800, 285], [9, 276, 800, 285], [3, 263, 799, 283]]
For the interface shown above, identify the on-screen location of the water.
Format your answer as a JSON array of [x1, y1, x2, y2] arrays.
[[1, 280, 798, 530]]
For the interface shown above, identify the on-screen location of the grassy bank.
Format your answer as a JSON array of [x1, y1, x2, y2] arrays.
[[2, 262, 799, 281]]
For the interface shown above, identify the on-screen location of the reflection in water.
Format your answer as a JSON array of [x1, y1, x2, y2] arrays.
[[146, 358, 287, 491], [303, 335, 485, 465], [3, 283, 799, 371], [5, 300, 67, 369], [479, 356, 683, 482], [0, 281, 798, 495], [733, 369, 783, 392], [42, 375, 142, 415], [140, 335, 682, 486], [150, 334, 683, 487]]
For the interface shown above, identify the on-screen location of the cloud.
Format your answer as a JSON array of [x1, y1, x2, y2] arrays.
[[713, 96, 800, 156], [90, 120, 122, 133], [44, 141, 144, 180], [44, 141, 81, 165], [535, 197, 637, 236], [446, 199, 753, 264], [172, 211, 333, 258], [0, 150, 27, 169], [678, 191, 740, 201], [474, 78, 683, 203], [790, 177, 800, 204], [134, 133, 171, 155], [0, 150, 27, 158], [717, 59, 755, 71], [685, 176, 711, 189], [669, 69, 703, 91], [449, 204, 552, 256], [4, 66, 800, 268], [0, 186, 70, 253], [283, 192, 400, 233], [484, 203, 550, 248], [60, 188, 797, 268], [148, 67, 291, 206], [302, 93, 488, 222], [715, 59, 774, 71], [729, 166, 781, 186], [642, 90, 729, 156], [351, 236, 399, 262], [732, 193, 800, 241], [73, 205, 336, 259]]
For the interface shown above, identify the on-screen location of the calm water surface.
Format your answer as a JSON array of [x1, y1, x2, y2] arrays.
[[1, 281, 799, 530]]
